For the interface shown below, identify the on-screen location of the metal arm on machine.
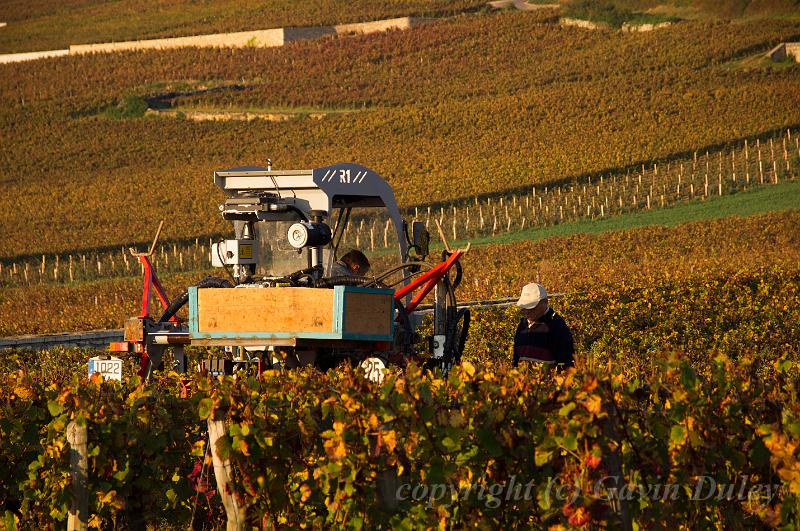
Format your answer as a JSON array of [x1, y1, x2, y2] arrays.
[[393, 220, 469, 313], [393, 250, 465, 312], [129, 220, 176, 322], [390, 221, 470, 375]]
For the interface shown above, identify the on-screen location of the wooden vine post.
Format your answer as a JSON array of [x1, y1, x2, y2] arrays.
[[66, 421, 89, 531], [744, 139, 750, 184], [601, 385, 633, 531], [208, 419, 247, 530]]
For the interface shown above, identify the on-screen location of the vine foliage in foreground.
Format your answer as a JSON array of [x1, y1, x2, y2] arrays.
[[1, 349, 799, 528]]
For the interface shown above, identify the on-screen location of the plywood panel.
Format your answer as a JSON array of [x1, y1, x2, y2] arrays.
[[197, 288, 334, 334], [343, 291, 393, 336]]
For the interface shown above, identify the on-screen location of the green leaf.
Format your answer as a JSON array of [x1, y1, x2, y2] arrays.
[[3, 510, 18, 531], [215, 436, 232, 460], [232, 436, 250, 456], [786, 421, 800, 438], [456, 446, 479, 466], [198, 398, 214, 420], [441, 437, 460, 452], [670, 425, 687, 447], [559, 402, 576, 417], [538, 484, 552, 510], [113, 464, 129, 481], [47, 400, 63, 416], [535, 448, 553, 466], [749, 438, 771, 467], [679, 365, 696, 391]]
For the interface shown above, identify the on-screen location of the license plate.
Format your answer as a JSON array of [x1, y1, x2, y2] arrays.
[[88, 356, 123, 381]]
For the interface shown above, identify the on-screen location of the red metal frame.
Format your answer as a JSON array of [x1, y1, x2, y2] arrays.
[[394, 250, 464, 314], [138, 255, 176, 322], [134, 254, 175, 377], [108, 222, 183, 379]]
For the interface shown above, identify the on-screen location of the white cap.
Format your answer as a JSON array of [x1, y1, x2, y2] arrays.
[[516, 283, 547, 309]]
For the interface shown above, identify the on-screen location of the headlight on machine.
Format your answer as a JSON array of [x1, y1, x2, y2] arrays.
[[287, 222, 332, 248]]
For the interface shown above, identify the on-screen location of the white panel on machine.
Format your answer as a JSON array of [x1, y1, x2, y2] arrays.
[[211, 239, 258, 267]]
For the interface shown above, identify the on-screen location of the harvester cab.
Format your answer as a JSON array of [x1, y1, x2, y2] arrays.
[[111, 163, 470, 381], [211, 162, 416, 283]]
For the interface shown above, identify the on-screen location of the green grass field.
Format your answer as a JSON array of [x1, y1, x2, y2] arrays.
[[462, 179, 800, 247]]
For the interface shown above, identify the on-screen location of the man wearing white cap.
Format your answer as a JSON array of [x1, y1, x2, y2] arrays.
[[513, 283, 575, 368]]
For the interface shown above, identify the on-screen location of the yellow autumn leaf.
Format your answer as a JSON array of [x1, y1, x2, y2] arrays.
[[324, 438, 346, 461], [14, 385, 33, 400], [383, 430, 398, 453], [461, 361, 476, 378], [368, 413, 380, 430], [584, 394, 602, 415]]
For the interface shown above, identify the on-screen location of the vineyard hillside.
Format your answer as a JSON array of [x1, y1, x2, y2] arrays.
[[2, 4, 800, 527], [2, 0, 798, 55], [1, 11, 800, 259]]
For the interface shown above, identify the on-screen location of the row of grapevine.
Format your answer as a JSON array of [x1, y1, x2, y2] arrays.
[[2, 128, 796, 288], [5, 76, 800, 259], [0, 240, 216, 288], [2, 219, 799, 358], [3, 258, 798, 527], [2, 344, 799, 528], [456, 210, 800, 300], [380, 130, 800, 244], [1, 207, 798, 337]]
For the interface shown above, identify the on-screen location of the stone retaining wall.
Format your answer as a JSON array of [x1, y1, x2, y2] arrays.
[[69, 28, 285, 54], [766, 43, 800, 62], [621, 21, 672, 32], [0, 49, 69, 64], [0, 16, 428, 64], [560, 17, 673, 32], [491, 0, 559, 10], [144, 108, 331, 122], [69, 17, 425, 56], [559, 17, 609, 30], [335, 16, 422, 34]]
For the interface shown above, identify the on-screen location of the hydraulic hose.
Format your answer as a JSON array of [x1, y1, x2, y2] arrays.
[[315, 275, 388, 288], [452, 308, 470, 365], [394, 298, 414, 358]]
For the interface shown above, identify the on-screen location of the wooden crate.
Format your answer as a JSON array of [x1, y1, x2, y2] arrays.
[[188, 285, 394, 344]]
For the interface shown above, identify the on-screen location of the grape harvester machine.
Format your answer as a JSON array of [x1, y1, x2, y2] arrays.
[[108, 163, 470, 380]]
